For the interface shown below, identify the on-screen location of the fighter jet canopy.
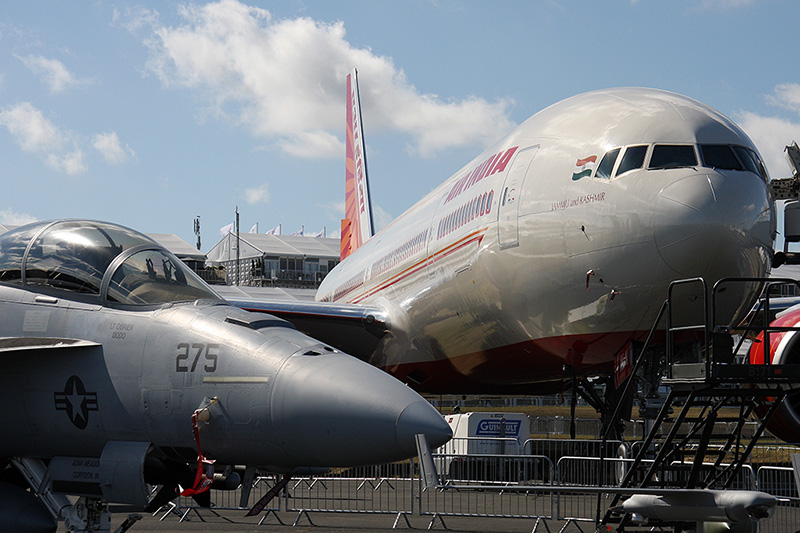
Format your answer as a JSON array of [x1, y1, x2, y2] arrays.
[[0, 220, 220, 305]]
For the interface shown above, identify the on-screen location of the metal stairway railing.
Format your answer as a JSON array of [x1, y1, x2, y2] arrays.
[[597, 277, 800, 531]]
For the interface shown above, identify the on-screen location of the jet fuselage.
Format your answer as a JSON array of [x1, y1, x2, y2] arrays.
[[0, 220, 451, 470], [317, 88, 774, 393]]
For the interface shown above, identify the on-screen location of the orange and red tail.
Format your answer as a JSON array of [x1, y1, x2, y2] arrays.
[[341, 68, 374, 261]]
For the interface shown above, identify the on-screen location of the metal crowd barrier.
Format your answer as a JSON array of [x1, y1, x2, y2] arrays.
[[153, 438, 800, 532], [420, 452, 555, 520], [285, 463, 416, 516], [756, 466, 800, 532]]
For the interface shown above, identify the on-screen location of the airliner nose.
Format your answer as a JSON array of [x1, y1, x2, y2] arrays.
[[653, 172, 772, 280], [270, 353, 451, 466]]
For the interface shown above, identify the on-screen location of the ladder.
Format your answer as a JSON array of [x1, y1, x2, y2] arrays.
[[598, 277, 800, 531]]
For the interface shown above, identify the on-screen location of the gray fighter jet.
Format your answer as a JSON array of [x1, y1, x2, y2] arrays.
[[0, 219, 451, 532]]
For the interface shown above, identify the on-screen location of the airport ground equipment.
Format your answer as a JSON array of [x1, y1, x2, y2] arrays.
[[598, 276, 800, 532], [771, 141, 800, 265], [437, 412, 529, 480]]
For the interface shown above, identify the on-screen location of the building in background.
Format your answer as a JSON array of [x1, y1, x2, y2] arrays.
[[206, 232, 340, 288]]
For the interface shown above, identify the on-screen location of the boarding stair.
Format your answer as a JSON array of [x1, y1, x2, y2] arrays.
[[598, 277, 800, 531]]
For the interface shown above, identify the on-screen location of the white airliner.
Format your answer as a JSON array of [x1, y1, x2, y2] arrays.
[[228, 72, 774, 395]]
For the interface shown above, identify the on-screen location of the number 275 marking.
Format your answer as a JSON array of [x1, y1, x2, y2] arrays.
[[176, 343, 219, 372]]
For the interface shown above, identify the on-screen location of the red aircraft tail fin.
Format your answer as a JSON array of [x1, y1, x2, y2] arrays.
[[341, 68, 374, 261]]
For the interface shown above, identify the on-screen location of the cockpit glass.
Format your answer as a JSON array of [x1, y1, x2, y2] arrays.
[[108, 249, 219, 305], [649, 145, 697, 169], [25, 221, 151, 294], [596, 148, 620, 180], [733, 146, 759, 174], [733, 146, 768, 180], [0, 222, 49, 284], [616, 145, 648, 176], [700, 145, 743, 171], [0, 220, 222, 306]]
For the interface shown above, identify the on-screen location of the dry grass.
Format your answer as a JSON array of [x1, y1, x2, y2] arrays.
[[435, 404, 600, 419]]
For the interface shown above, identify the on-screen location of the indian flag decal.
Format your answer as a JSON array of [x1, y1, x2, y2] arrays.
[[572, 155, 597, 181]]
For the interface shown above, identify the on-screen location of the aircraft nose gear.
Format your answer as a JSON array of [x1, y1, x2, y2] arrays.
[[64, 498, 141, 532], [180, 397, 218, 497]]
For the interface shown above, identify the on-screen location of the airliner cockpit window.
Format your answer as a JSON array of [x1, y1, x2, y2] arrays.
[[649, 145, 697, 169], [615, 145, 648, 176], [733, 146, 769, 181], [596, 148, 620, 179], [108, 248, 220, 305], [700, 145, 743, 171]]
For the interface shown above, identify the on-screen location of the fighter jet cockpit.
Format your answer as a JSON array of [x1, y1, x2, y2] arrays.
[[0, 220, 221, 306]]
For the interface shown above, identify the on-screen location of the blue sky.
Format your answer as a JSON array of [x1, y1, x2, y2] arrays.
[[1, 0, 799, 249]]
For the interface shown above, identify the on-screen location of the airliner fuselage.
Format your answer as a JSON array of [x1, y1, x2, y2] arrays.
[[317, 88, 774, 393]]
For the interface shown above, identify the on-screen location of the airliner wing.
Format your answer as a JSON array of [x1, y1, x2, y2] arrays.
[[217, 287, 388, 361]]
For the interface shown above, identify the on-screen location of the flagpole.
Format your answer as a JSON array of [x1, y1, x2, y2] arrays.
[[235, 206, 240, 286], [193, 216, 201, 250]]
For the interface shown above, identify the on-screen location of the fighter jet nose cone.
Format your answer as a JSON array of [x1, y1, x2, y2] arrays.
[[270, 353, 450, 467], [396, 401, 452, 455]]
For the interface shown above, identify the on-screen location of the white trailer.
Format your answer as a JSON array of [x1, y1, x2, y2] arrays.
[[436, 412, 532, 481]]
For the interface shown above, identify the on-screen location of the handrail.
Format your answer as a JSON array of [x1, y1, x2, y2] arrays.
[[666, 277, 708, 376], [601, 298, 670, 442]]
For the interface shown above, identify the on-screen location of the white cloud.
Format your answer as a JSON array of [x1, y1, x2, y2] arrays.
[[0, 102, 87, 175], [279, 130, 343, 158], [112, 5, 159, 33], [47, 149, 86, 175], [0, 101, 65, 152], [767, 83, 800, 116], [16, 54, 88, 93], [371, 204, 393, 232], [320, 199, 391, 232], [133, 0, 514, 159], [736, 112, 800, 178], [0, 208, 37, 226], [93, 131, 134, 164], [244, 184, 269, 204], [735, 83, 800, 178], [321, 200, 345, 217]]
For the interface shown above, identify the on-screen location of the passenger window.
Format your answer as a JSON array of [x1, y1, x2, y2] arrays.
[[649, 145, 697, 169], [616, 145, 648, 176], [701, 145, 743, 170], [596, 148, 620, 180]]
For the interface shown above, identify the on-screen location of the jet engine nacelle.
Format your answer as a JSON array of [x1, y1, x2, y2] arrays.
[[748, 306, 800, 443]]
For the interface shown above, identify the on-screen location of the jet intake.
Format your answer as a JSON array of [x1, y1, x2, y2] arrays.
[[47, 441, 152, 509]]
